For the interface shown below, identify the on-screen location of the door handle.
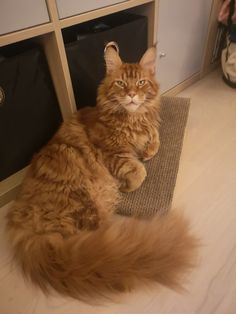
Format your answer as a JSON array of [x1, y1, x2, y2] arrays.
[[159, 52, 166, 58]]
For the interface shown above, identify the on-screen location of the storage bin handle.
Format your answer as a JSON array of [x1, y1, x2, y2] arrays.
[[104, 41, 119, 54]]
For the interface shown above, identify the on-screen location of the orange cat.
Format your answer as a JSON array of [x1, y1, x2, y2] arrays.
[[6, 44, 197, 301]]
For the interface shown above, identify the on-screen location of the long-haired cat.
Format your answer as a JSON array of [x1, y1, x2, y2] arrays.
[[6, 44, 197, 301]]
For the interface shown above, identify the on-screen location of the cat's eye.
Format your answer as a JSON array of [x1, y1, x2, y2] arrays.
[[115, 80, 126, 88], [137, 79, 146, 87]]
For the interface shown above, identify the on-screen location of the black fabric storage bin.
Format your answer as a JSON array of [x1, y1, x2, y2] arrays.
[[64, 13, 148, 108], [0, 46, 62, 181]]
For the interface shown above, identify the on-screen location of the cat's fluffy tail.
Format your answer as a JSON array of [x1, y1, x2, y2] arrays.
[[7, 212, 198, 301]]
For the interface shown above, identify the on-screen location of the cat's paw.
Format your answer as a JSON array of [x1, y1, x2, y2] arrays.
[[141, 141, 160, 161], [120, 162, 147, 192]]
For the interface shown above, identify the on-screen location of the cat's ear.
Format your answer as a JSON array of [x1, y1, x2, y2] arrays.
[[139, 46, 156, 75], [104, 42, 122, 75]]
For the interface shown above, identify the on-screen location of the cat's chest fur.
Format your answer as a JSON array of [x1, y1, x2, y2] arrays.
[[100, 114, 157, 154], [79, 106, 159, 154], [119, 120, 150, 143]]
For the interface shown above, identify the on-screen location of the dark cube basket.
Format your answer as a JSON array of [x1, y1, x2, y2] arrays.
[[64, 12, 148, 108], [0, 43, 62, 180]]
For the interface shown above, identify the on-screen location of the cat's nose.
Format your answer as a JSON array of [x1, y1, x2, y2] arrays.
[[128, 90, 136, 98]]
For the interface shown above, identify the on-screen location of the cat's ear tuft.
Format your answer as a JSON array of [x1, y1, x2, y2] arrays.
[[104, 42, 122, 75], [139, 46, 156, 75]]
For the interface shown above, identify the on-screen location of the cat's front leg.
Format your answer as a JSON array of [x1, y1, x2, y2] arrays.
[[141, 138, 160, 161], [104, 153, 147, 193], [118, 158, 147, 193]]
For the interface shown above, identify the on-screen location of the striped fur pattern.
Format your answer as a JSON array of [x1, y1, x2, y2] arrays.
[[6, 45, 198, 301]]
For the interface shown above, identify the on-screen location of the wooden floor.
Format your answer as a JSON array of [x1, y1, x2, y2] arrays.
[[1, 69, 236, 314]]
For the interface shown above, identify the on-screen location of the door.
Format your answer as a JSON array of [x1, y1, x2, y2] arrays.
[[156, 0, 212, 93]]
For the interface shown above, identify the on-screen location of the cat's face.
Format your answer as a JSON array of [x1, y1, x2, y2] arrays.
[[105, 64, 158, 113], [98, 45, 159, 113]]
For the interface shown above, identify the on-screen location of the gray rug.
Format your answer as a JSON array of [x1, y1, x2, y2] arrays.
[[118, 96, 190, 217]]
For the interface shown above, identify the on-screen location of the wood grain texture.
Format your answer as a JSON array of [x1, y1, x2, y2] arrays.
[[201, 0, 223, 77], [0, 68, 236, 313], [0, 23, 54, 47], [60, 0, 154, 28]]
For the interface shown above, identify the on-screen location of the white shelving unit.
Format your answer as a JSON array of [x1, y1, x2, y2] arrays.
[[0, 0, 219, 205], [0, 0, 157, 205]]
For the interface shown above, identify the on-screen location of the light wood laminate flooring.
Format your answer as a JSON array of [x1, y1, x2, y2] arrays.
[[0, 69, 236, 314]]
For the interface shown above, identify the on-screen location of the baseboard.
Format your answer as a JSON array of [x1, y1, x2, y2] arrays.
[[201, 60, 220, 79], [161, 64, 221, 97], [161, 72, 201, 97]]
